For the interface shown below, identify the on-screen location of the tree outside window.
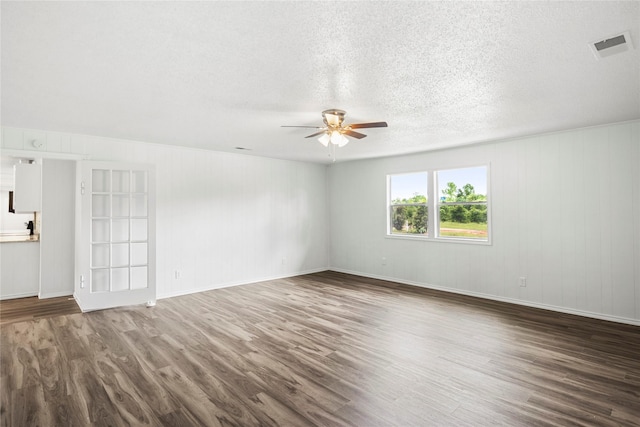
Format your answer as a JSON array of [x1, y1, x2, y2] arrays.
[[437, 166, 488, 240], [389, 173, 428, 236]]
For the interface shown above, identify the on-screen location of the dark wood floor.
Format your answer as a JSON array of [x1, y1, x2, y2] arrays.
[[1, 271, 639, 426], [0, 296, 81, 326]]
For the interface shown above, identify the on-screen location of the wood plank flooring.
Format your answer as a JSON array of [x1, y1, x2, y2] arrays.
[[1, 271, 639, 426], [0, 296, 81, 326]]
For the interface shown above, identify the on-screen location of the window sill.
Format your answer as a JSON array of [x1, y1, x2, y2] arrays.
[[385, 234, 491, 246]]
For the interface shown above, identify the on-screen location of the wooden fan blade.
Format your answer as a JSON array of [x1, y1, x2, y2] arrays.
[[344, 130, 367, 139], [281, 125, 324, 129], [349, 121, 388, 129], [305, 130, 328, 138]]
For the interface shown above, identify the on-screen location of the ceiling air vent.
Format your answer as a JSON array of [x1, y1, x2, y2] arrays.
[[589, 31, 634, 60]]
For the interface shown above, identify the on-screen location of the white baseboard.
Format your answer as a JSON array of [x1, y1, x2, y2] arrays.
[[329, 268, 640, 327], [157, 267, 328, 300], [39, 290, 74, 299], [0, 291, 38, 301]]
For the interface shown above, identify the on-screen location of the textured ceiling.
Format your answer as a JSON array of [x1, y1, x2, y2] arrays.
[[2, 1, 639, 163]]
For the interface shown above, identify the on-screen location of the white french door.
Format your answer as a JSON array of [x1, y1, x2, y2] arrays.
[[75, 161, 155, 312]]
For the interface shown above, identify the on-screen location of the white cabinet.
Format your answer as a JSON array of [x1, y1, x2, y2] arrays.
[[0, 241, 40, 299], [14, 163, 42, 212]]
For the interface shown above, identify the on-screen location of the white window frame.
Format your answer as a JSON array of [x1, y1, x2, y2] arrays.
[[387, 165, 491, 245]]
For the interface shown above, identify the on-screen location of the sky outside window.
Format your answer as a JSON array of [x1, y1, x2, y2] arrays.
[[437, 166, 487, 196], [390, 167, 487, 201], [390, 172, 427, 201]]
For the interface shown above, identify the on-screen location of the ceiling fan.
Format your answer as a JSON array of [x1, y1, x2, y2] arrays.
[[282, 109, 388, 147]]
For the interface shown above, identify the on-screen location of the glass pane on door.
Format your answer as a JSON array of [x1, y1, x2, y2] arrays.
[[89, 167, 149, 293], [91, 269, 110, 292], [132, 171, 147, 193], [112, 170, 130, 193], [92, 220, 109, 242], [92, 170, 110, 192]]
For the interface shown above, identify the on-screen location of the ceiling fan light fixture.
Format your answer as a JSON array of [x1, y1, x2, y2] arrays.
[[318, 133, 330, 147], [338, 135, 349, 147], [284, 108, 386, 156], [330, 130, 345, 145], [322, 109, 346, 127], [325, 113, 341, 127]]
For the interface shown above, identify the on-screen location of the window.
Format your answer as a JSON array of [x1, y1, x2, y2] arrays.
[[389, 172, 428, 236], [387, 165, 489, 242], [436, 166, 488, 240]]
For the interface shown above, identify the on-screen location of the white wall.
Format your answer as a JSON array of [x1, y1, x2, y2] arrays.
[[40, 159, 76, 298], [328, 121, 640, 325], [1, 127, 328, 299]]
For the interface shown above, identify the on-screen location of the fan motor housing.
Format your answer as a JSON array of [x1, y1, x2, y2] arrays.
[[322, 109, 346, 127]]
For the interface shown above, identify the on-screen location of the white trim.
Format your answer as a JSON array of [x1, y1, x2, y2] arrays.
[[0, 148, 88, 161], [363, 119, 640, 165], [1, 126, 298, 165], [3, 120, 639, 167], [0, 291, 39, 301], [157, 268, 328, 300], [329, 268, 640, 327], [38, 291, 74, 299], [385, 234, 492, 246]]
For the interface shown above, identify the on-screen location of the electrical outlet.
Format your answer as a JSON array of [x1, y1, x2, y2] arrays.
[[519, 277, 527, 287], [175, 270, 181, 279], [382, 257, 387, 265], [282, 258, 286, 265]]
